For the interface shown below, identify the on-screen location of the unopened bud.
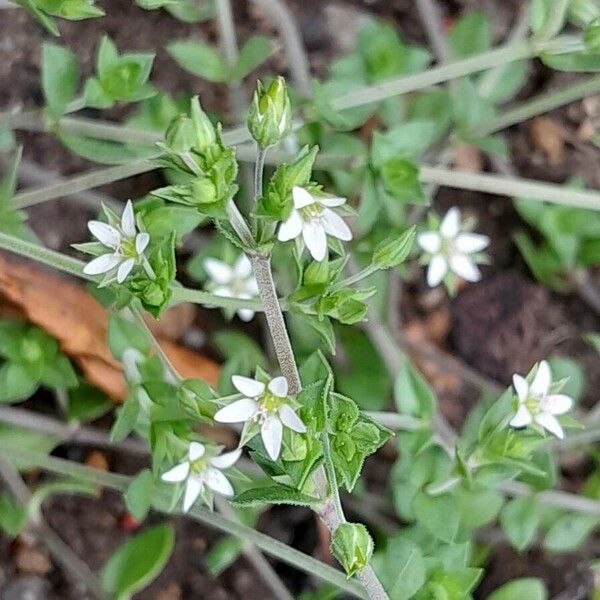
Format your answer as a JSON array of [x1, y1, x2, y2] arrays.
[[247, 77, 292, 149], [164, 115, 194, 153], [331, 523, 374, 578], [190, 96, 216, 152]]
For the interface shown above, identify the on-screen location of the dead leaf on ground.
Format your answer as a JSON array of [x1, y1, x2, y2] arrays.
[[529, 117, 565, 166], [0, 254, 219, 402]]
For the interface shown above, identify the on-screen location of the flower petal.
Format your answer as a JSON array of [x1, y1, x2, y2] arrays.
[[116, 258, 135, 283], [121, 200, 136, 237], [161, 461, 190, 483], [210, 448, 242, 469], [426, 254, 447, 287], [512, 374, 529, 403], [261, 416, 283, 460], [268, 376, 288, 398], [543, 394, 573, 416], [88, 221, 121, 249], [204, 258, 233, 285], [233, 253, 252, 278], [440, 207, 461, 239], [83, 253, 121, 275], [530, 360, 551, 397], [454, 233, 489, 254], [231, 375, 265, 398], [279, 404, 306, 433], [321, 209, 353, 241], [509, 405, 533, 428], [188, 442, 206, 461], [292, 186, 316, 209], [237, 308, 255, 322], [135, 232, 150, 254], [183, 475, 204, 512], [535, 412, 564, 439], [205, 467, 234, 496], [449, 253, 481, 282], [417, 231, 442, 254], [302, 220, 328, 262], [214, 398, 258, 423], [320, 196, 347, 208], [277, 210, 303, 242]]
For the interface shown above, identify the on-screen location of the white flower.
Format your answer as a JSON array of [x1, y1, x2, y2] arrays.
[[509, 360, 573, 439], [417, 207, 489, 288], [278, 186, 352, 262], [203, 254, 259, 322], [214, 375, 306, 461], [161, 442, 241, 512], [83, 200, 150, 284]]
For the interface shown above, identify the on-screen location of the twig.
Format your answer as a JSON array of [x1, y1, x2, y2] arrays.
[[0, 457, 107, 599], [415, 0, 450, 64]]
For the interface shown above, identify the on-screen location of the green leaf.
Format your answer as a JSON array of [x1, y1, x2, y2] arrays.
[[487, 578, 547, 600], [380, 159, 426, 205], [0, 362, 38, 403], [542, 50, 600, 71], [232, 486, 320, 507], [40, 353, 78, 389], [67, 383, 112, 422], [110, 396, 140, 443], [371, 121, 439, 166], [448, 11, 491, 58], [101, 523, 175, 600], [0, 425, 59, 470], [57, 132, 157, 165], [205, 536, 244, 575], [42, 43, 79, 118], [394, 358, 436, 419], [167, 40, 227, 82], [125, 469, 155, 521], [0, 493, 27, 538], [499, 496, 540, 551], [413, 492, 464, 543], [547, 356, 585, 403], [543, 513, 599, 552], [231, 36, 273, 81], [452, 77, 495, 131]]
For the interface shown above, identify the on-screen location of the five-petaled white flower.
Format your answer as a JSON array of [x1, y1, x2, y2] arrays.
[[161, 442, 241, 512], [417, 207, 489, 288], [203, 254, 259, 322], [278, 186, 352, 262], [214, 375, 306, 461], [83, 200, 150, 284], [509, 360, 573, 439]]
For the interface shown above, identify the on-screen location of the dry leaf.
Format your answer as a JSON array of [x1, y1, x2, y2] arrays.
[[529, 117, 565, 166], [0, 255, 219, 401]]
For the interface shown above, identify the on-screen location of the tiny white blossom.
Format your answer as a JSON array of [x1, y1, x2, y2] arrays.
[[214, 375, 306, 461], [509, 360, 573, 439], [203, 254, 259, 322], [417, 207, 489, 288], [83, 200, 150, 284], [278, 186, 352, 262], [161, 442, 241, 512]]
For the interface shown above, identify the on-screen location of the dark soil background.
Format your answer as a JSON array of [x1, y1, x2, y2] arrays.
[[1, 0, 600, 598]]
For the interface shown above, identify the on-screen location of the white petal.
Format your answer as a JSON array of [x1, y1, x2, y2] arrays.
[[210, 448, 242, 469], [135, 232, 150, 254], [233, 253, 252, 278], [245, 277, 259, 296], [530, 360, 551, 397], [183, 476, 204, 512], [321, 209, 353, 241], [88, 221, 121, 249], [261, 416, 283, 460], [237, 308, 255, 322], [161, 461, 190, 483], [417, 231, 442, 254], [214, 398, 258, 423], [535, 412, 564, 439], [449, 253, 481, 282], [440, 207, 461, 239], [204, 258, 233, 285], [277, 210, 303, 242], [268, 376, 288, 398], [512, 374, 529, 403], [188, 442, 206, 461], [117, 258, 135, 283], [83, 253, 121, 275], [320, 196, 347, 208], [231, 375, 265, 398], [426, 254, 447, 287], [279, 404, 306, 433], [509, 405, 533, 428], [454, 233, 489, 254], [302, 220, 328, 262], [121, 200, 136, 237], [292, 186, 316, 209], [205, 467, 234, 496], [543, 394, 573, 416], [213, 286, 234, 298]]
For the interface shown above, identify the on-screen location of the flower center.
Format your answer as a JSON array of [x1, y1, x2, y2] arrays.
[[119, 237, 138, 258], [190, 458, 208, 474], [300, 202, 323, 221], [253, 391, 284, 424], [524, 395, 542, 415]]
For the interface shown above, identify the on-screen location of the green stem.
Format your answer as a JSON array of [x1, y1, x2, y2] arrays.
[[334, 263, 379, 290]]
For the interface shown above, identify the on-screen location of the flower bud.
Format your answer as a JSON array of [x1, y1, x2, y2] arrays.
[[191, 178, 218, 206], [569, 0, 600, 27], [247, 77, 292, 149], [585, 18, 600, 50], [331, 523, 374, 577], [164, 115, 194, 153], [190, 96, 216, 153]]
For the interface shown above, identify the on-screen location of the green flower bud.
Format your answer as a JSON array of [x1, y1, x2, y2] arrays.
[[304, 260, 330, 286], [164, 115, 194, 153], [585, 18, 600, 50], [190, 96, 216, 153], [331, 523, 374, 578], [569, 0, 600, 27], [191, 178, 218, 206], [247, 77, 292, 149]]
